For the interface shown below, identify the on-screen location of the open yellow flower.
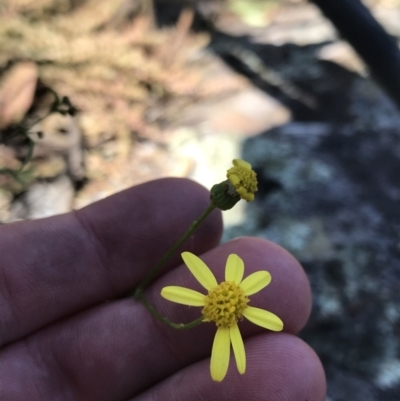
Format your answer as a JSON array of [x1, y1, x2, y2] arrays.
[[161, 252, 284, 381], [227, 159, 258, 202]]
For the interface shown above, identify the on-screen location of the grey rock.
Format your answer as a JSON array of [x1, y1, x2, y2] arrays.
[[29, 113, 85, 181], [9, 175, 74, 221], [225, 120, 400, 400]]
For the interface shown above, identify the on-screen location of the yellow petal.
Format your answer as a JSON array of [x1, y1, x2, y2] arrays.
[[225, 254, 244, 284], [243, 306, 284, 331], [233, 159, 252, 170], [210, 327, 230, 382], [240, 271, 271, 296], [181, 252, 218, 291], [228, 174, 240, 186], [243, 193, 254, 202], [236, 187, 248, 199], [160, 286, 206, 306], [230, 324, 246, 374]]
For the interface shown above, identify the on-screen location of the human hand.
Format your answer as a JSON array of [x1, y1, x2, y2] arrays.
[[0, 178, 326, 400]]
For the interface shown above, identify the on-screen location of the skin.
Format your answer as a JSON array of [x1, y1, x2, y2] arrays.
[[0, 178, 326, 401]]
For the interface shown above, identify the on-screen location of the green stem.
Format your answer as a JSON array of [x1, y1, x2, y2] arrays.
[[0, 168, 25, 185], [19, 137, 34, 171], [140, 293, 204, 330], [133, 203, 216, 299]]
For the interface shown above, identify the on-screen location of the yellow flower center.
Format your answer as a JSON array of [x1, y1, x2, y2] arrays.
[[227, 163, 258, 202], [202, 281, 249, 328]]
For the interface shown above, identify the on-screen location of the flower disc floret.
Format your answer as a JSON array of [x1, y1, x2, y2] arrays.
[[227, 159, 258, 202], [202, 281, 249, 328]]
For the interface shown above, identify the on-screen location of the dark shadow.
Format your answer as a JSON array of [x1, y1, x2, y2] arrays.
[[154, 1, 364, 124]]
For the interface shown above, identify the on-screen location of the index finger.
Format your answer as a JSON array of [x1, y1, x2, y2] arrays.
[[0, 178, 222, 347]]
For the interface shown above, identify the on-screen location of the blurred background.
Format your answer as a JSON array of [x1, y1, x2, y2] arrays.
[[1, 0, 400, 400]]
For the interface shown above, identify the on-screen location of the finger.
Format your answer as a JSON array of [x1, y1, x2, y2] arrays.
[[0, 238, 311, 401], [0, 178, 222, 346], [133, 334, 326, 401]]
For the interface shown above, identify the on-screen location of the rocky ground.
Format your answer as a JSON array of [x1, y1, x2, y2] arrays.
[[1, 0, 400, 400]]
